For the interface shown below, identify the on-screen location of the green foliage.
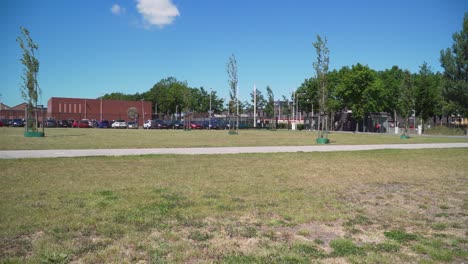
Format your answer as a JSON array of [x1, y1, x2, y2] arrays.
[[412, 239, 454, 262], [103, 77, 224, 116], [250, 88, 266, 113], [40, 252, 69, 264], [297, 77, 319, 113], [330, 239, 365, 256], [17, 26, 40, 131], [384, 230, 418, 243], [264, 86, 275, 118], [379, 66, 405, 114], [414, 63, 443, 123], [440, 12, 468, 116], [336, 63, 383, 130]]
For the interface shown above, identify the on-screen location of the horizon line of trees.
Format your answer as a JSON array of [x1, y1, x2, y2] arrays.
[[102, 14, 466, 126]]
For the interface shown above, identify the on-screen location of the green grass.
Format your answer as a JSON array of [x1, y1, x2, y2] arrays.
[[425, 125, 467, 136], [0, 148, 467, 263], [0, 127, 467, 150]]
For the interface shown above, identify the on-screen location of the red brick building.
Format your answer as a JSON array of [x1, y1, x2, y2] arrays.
[[47, 97, 152, 126], [0, 103, 46, 121]]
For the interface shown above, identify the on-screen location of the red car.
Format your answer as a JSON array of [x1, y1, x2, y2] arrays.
[[78, 119, 90, 128], [190, 122, 203, 129], [0, 120, 3, 127]]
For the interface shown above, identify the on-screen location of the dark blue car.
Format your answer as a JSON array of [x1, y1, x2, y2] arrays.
[[98, 120, 110, 128]]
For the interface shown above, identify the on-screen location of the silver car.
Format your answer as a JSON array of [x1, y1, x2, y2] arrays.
[[111, 120, 127, 129], [127, 121, 138, 129]]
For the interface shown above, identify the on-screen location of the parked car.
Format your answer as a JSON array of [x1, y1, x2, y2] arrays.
[[112, 120, 127, 129], [72, 120, 79, 128], [1, 119, 10, 127], [89, 120, 99, 128], [143, 120, 152, 129], [127, 121, 139, 129], [78, 119, 91, 128], [208, 120, 228, 130], [151, 119, 169, 129], [98, 120, 110, 128], [169, 120, 184, 129], [0, 120, 3, 127], [12, 119, 25, 127], [190, 122, 203, 129], [45, 119, 58, 128], [58, 120, 71, 127]]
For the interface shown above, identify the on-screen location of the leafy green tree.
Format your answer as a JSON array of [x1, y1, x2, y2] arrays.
[[17, 27, 40, 131], [102, 92, 137, 101], [414, 63, 443, 129], [296, 77, 319, 115], [379, 66, 405, 125], [148, 77, 190, 116], [325, 70, 343, 122], [281, 95, 291, 117], [440, 12, 468, 117], [264, 86, 275, 118], [249, 88, 266, 115], [337, 63, 382, 131]]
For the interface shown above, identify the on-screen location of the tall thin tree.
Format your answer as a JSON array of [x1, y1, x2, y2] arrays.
[[312, 35, 329, 140], [17, 26, 40, 131], [226, 54, 239, 132]]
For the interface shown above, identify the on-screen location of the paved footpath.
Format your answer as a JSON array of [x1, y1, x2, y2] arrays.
[[1, 143, 467, 159]]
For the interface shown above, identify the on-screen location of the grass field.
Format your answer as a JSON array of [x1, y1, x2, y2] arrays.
[[0, 127, 467, 150], [1, 149, 467, 263]]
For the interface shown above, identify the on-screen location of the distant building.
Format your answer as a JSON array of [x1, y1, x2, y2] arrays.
[[0, 103, 46, 121], [47, 97, 152, 126]]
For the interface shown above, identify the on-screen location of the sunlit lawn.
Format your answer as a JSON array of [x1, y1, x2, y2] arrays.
[[0, 127, 466, 150], [0, 149, 467, 263]]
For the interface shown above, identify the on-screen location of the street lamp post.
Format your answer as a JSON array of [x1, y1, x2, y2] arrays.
[[141, 99, 144, 127], [100, 98, 102, 121], [293, 92, 296, 122], [176, 105, 179, 120], [209, 88, 212, 129]]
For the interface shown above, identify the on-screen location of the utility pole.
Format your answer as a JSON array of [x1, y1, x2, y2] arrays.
[[253, 84, 256, 128], [141, 99, 144, 127], [236, 85, 239, 133], [209, 88, 212, 129]]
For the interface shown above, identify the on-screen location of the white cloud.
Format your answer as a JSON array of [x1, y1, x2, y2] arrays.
[[111, 4, 125, 15], [136, 0, 180, 28]]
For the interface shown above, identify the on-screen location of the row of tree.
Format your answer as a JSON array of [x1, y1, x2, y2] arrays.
[[298, 13, 467, 133], [102, 13, 466, 130]]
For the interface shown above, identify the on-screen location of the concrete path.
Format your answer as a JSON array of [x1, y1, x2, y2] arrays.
[[1, 143, 467, 159]]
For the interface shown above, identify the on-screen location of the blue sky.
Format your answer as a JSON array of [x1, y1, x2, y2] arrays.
[[1, 0, 466, 107]]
